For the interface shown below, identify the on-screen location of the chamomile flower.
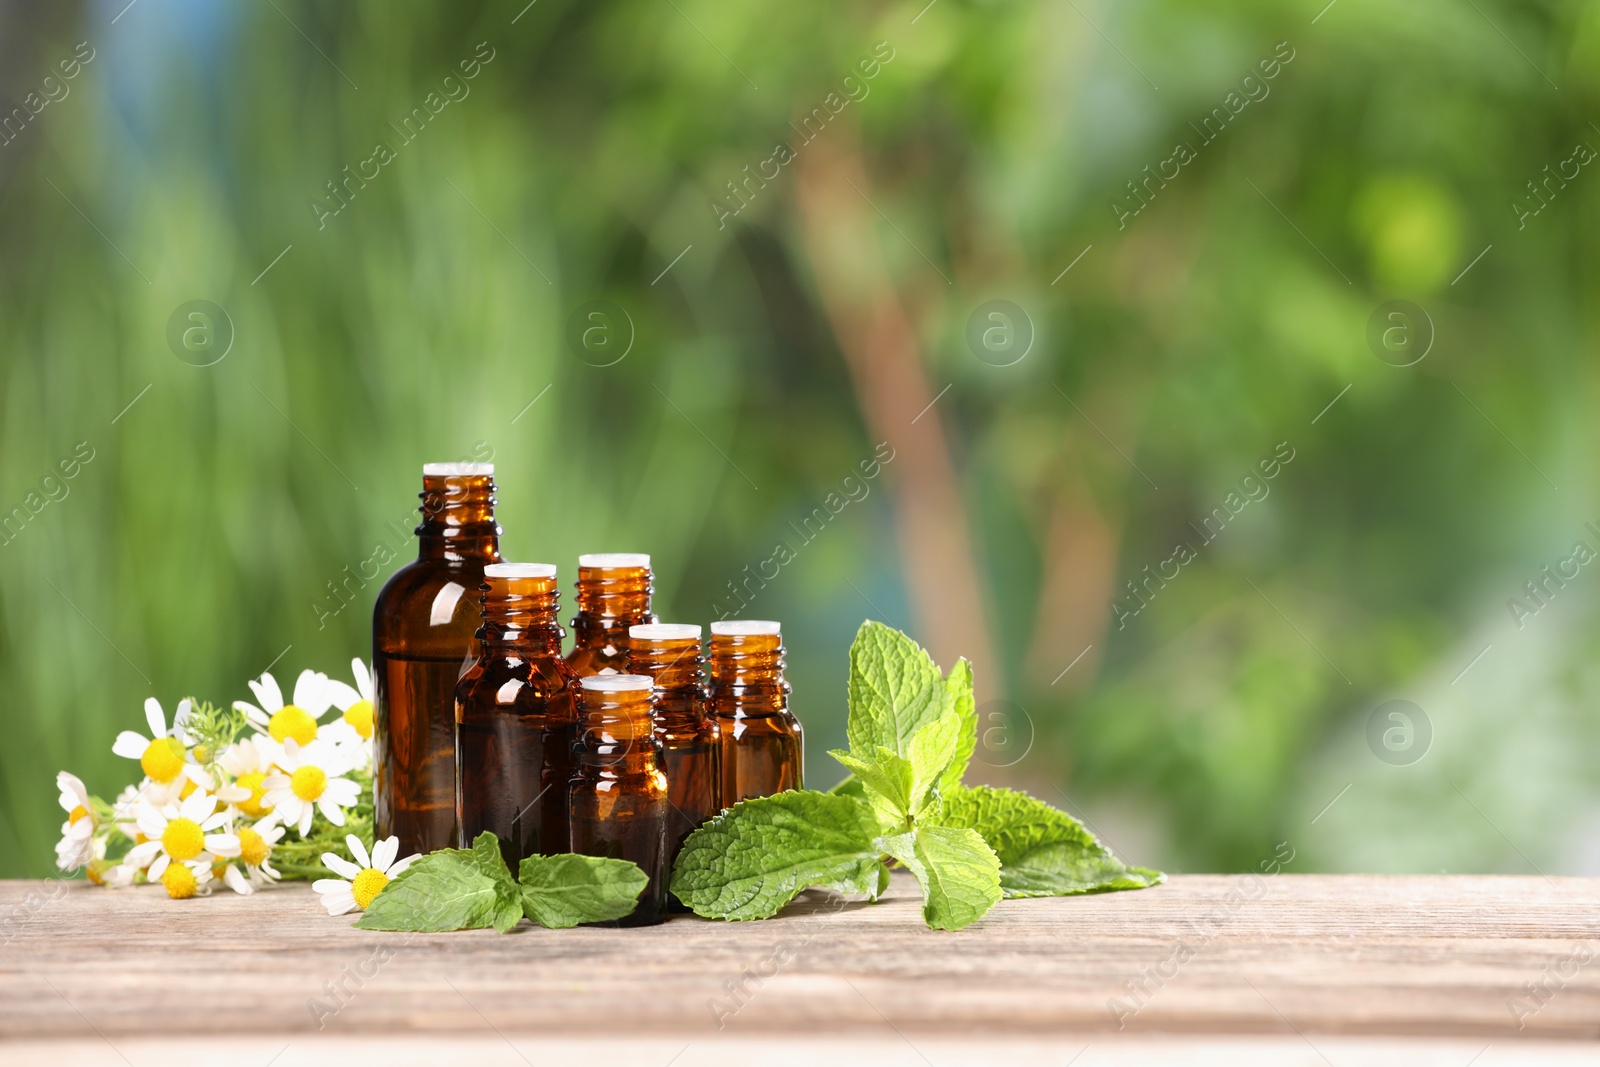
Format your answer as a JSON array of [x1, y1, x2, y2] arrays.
[[159, 859, 214, 899], [110, 697, 194, 785], [261, 739, 361, 836], [321, 658, 376, 748], [54, 771, 96, 871], [217, 737, 279, 818], [122, 790, 240, 885], [235, 669, 336, 748], [229, 817, 287, 893], [312, 835, 418, 915]]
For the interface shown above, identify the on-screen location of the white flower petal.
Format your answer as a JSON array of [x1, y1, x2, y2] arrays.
[[205, 833, 240, 857], [323, 854, 362, 879], [388, 854, 419, 878], [223, 865, 253, 895], [318, 798, 346, 826], [235, 701, 269, 728], [179, 791, 216, 823], [143, 697, 167, 739], [112, 731, 149, 759], [324, 678, 361, 712], [353, 658, 374, 701], [135, 811, 166, 840], [57, 772, 88, 805], [148, 853, 170, 880], [346, 835, 371, 869], [125, 840, 161, 867], [297, 805, 314, 836], [370, 837, 398, 873], [293, 669, 331, 714], [249, 672, 284, 713]]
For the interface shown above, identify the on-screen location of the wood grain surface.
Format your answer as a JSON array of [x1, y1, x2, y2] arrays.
[[3, 872, 1599, 1065]]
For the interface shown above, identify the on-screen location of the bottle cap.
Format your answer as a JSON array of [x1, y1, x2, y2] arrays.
[[423, 462, 494, 476], [710, 620, 781, 637], [630, 623, 701, 641], [484, 563, 557, 580], [578, 553, 651, 569], [580, 674, 655, 692]]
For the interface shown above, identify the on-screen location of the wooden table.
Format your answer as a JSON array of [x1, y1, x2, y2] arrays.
[[3, 873, 1599, 1065]]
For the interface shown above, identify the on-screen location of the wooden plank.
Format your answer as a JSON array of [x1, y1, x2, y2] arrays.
[[2, 872, 1598, 1058]]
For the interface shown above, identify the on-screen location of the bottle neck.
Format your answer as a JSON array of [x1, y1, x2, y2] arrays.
[[570, 566, 655, 649], [576, 690, 659, 774], [416, 474, 502, 564], [477, 577, 563, 655], [627, 638, 707, 730], [710, 633, 789, 714]]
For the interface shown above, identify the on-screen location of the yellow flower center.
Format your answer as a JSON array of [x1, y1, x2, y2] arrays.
[[161, 862, 199, 899], [178, 777, 198, 799], [235, 771, 271, 817], [140, 737, 186, 783], [343, 699, 375, 740], [291, 765, 327, 802], [192, 745, 210, 763], [161, 817, 205, 862], [86, 862, 106, 886], [68, 805, 90, 824], [269, 705, 318, 746], [351, 868, 389, 909], [238, 827, 270, 867]]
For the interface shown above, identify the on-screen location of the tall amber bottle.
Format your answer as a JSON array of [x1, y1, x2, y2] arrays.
[[709, 620, 803, 805], [569, 674, 670, 927], [565, 553, 656, 677], [372, 463, 502, 856], [456, 563, 578, 870], [626, 623, 720, 883]]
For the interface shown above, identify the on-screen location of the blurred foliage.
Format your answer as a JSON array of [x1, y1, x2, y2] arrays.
[[0, 0, 1595, 878]]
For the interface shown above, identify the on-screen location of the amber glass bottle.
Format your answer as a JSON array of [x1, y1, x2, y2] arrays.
[[626, 623, 720, 889], [709, 620, 803, 805], [455, 563, 578, 870], [569, 674, 670, 927], [373, 463, 502, 856], [565, 553, 656, 677]]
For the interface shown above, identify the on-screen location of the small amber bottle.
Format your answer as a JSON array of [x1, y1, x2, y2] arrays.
[[565, 553, 657, 677], [373, 463, 503, 856], [709, 620, 803, 805], [569, 674, 670, 927], [626, 623, 721, 888], [455, 563, 578, 870]]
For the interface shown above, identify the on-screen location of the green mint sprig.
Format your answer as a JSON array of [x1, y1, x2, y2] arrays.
[[671, 620, 1163, 931], [355, 832, 647, 932]]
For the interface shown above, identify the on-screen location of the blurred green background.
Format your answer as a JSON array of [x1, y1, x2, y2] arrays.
[[2, 0, 1596, 878]]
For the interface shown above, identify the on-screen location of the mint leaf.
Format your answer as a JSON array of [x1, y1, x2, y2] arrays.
[[356, 832, 523, 933], [940, 659, 976, 793], [846, 621, 948, 759], [670, 792, 887, 920], [907, 711, 963, 815], [934, 786, 1164, 898], [466, 831, 527, 932], [828, 745, 914, 828], [828, 775, 867, 801], [518, 853, 648, 928], [877, 825, 1002, 931], [843, 622, 975, 792]]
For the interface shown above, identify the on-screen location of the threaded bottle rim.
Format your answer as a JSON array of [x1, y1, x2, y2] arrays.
[[711, 620, 781, 637]]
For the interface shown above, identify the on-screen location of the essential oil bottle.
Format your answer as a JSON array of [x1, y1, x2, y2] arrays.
[[709, 620, 803, 805], [569, 674, 670, 927], [565, 553, 656, 678], [455, 563, 578, 870], [626, 623, 720, 889], [373, 463, 502, 855]]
